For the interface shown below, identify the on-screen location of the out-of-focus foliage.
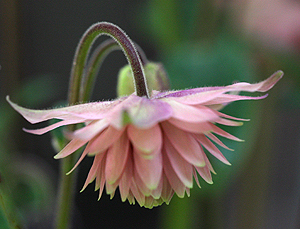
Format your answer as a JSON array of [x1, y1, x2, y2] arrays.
[[0, 75, 60, 228]]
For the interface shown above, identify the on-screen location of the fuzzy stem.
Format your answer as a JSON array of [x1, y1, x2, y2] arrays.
[[80, 39, 119, 102], [80, 39, 149, 102], [69, 22, 149, 104]]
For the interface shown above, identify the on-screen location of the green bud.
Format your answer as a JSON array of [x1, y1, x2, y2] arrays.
[[117, 62, 170, 97]]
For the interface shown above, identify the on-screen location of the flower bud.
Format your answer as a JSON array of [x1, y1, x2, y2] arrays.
[[117, 62, 170, 97]]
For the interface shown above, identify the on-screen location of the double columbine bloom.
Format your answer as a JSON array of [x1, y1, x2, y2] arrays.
[[7, 22, 283, 209]]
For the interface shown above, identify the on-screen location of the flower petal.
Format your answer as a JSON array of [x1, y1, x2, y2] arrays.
[[215, 118, 243, 126], [205, 132, 233, 151], [158, 71, 283, 105], [96, 154, 107, 200], [193, 169, 201, 188], [129, 179, 145, 207], [162, 151, 186, 198], [23, 119, 81, 135], [168, 118, 213, 134], [161, 89, 226, 105], [88, 126, 125, 155], [164, 136, 193, 188], [66, 143, 91, 175], [227, 70, 283, 92], [119, 153, 133, 202], [210, 124, 244, 142], [134, 147, 163, 190], [203, 94, 267, 106], [133, 169, 152, 197], [54, 138, 87, 159], [166, 100, 219, 123], [105, 131, 130, 184], [72, 119, 109, 140], [6, 95, 117, 123], [215, 111, 249, 121], [162, 121, 206, 167], [160, 175, 174, 204], [157, 86, 224, 99], [150, 176, 163, 199], [195, 151, 213, 184], [81, 152, 106, 191], [195, 134, 231, 165], [127, 124, 162, 154]]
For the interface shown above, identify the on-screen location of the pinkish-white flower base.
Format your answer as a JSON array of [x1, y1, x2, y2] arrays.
[[7, 71, 283, 208]]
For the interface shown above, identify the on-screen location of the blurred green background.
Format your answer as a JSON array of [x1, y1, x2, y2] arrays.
[[0, 0, 299, 228]]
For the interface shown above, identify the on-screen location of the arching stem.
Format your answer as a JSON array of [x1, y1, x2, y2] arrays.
[[80, 39, 149, 102], [69, 21, 149, 104], [79, 39, 120, 102]]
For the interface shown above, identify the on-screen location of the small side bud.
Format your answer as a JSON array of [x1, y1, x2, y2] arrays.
[[117, 62, 170, 97]]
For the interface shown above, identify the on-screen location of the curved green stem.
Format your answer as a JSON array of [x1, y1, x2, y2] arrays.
[[80, 39, 149, 102], [68, 22, 149, 104], [80, 39, 120, 102]]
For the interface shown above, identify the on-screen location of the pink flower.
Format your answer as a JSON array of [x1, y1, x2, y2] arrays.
[[7, 71, 282, 208]]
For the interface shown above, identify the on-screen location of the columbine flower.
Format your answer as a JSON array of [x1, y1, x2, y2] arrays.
[[7, 71, 282, 208]]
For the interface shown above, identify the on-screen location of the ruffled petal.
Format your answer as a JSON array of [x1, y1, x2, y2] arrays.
[[215, 118, 244, 126], [54, 138, 87, 159], [162, 121, 205, 167], [96, 154, 107, 200], [168, 118, 213, 134], [160, 175, 174, 204], [134, 147, 163, 190], [210, 124, 244, 142], [195, 134, 231, 165], [127, 124, 162, 155], [158, 71, 283, 105], [164, 136, 193, 188], [67, 142, 92, 175], [195, 150, 214, 184], [166, 100, 219, 123], [119, 153, 133, 202], [133, 168, 152, 197], [6, 95, 118, 123], [88, 126, 125, 155], [161, 89, 226, 105], [71, 119, 109, 140], [162, 151, 186, 198], [205, 132, 233, 151], [226, 70, 283, 92], [130, 179, 146, 207], [24, 119, 81, 135], [202, 94, 267, 106], [105, 131, 130, 184], [81, 152, 106, 191], [150, 176, 163, 199]]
